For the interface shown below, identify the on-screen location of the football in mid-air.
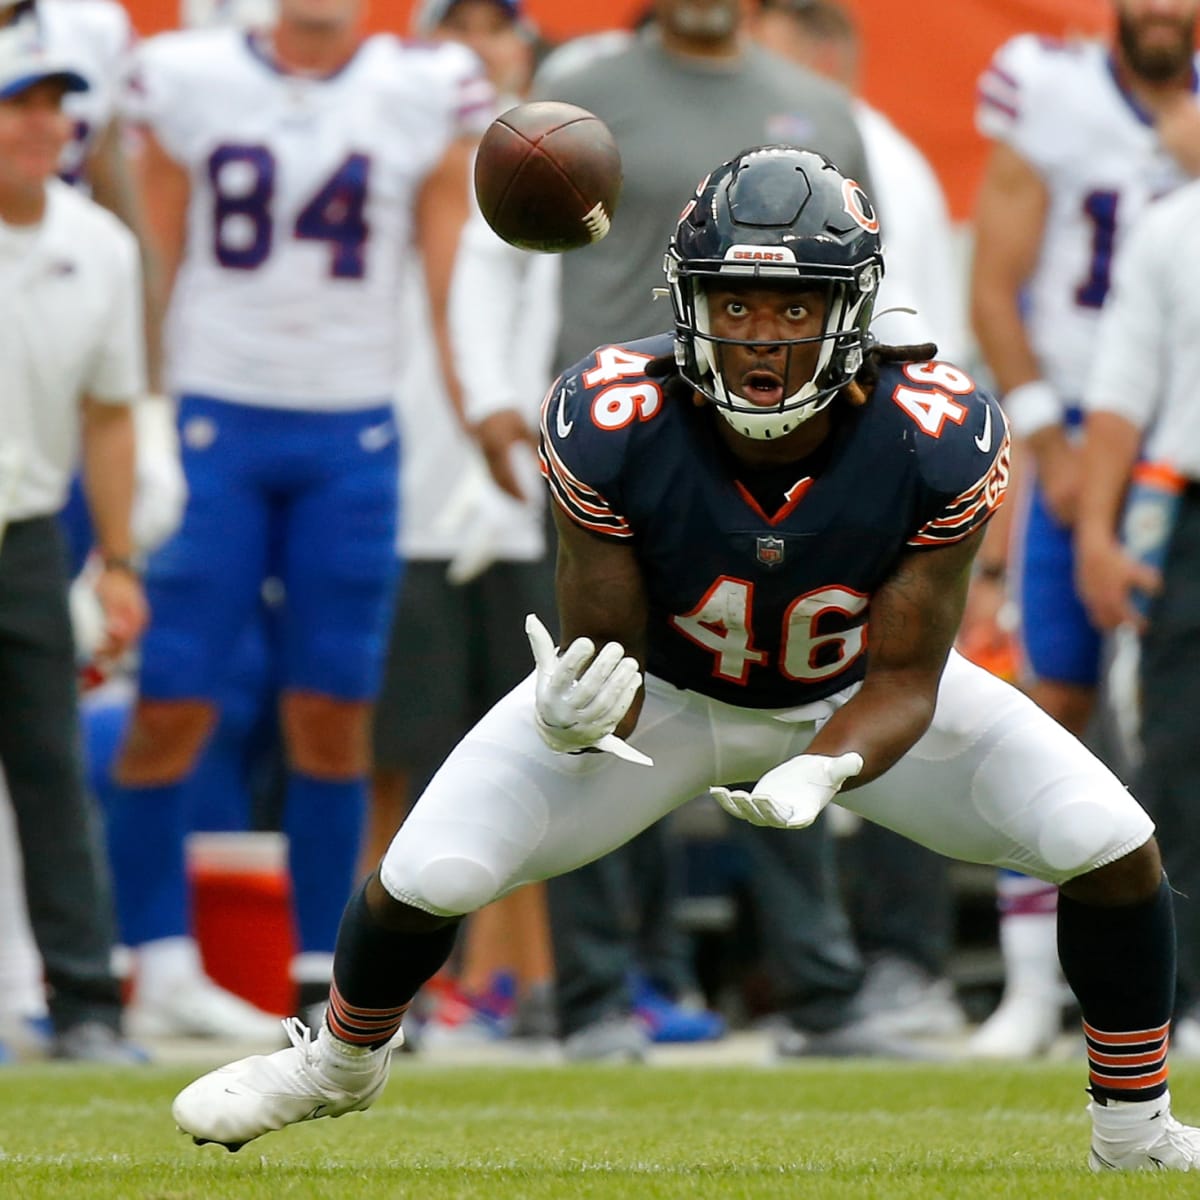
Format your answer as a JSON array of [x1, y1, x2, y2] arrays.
[[473, 101, 622, 254]]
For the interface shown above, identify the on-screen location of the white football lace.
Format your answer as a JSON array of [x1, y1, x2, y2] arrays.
[[281, 1016, 329, 1090], [282, 1015, 315, 1055]]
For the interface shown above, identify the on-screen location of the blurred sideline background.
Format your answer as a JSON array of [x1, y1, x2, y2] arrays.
[[123, 0, 1112, 221]]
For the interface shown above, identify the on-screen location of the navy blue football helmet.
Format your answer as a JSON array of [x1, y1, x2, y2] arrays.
[[664, 146, 884, 439]]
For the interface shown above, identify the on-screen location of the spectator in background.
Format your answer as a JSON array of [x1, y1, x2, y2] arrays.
[[44, 0, 179, 568], [104, 0, 490, 1038], [0, 0, 182, 1057], [0, 0, 181, 587], [967, 0, 1200, 1058], [750, 0, 968, 1042], [15, 0, 136, 204], [751, 0, 967, 359], [0, 19, 147, 1062], [532, 0, 914, 1062], [0, 0, 277, 1046], [1076, 180, 1200, 1051], [366, 0, 558, 1045]]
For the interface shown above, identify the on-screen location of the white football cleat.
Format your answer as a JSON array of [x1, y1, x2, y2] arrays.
[[966, 992, 1061, 1059], [128, 975, 284, 1041], [1089, 1091, 1200, 1171], [173, 1017, 392, 1151]]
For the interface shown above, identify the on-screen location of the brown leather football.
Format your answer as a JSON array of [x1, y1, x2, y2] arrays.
[[473, 101, 622, 253]]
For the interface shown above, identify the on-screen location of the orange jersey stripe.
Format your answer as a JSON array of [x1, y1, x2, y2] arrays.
[[538, 441, 632, 533]]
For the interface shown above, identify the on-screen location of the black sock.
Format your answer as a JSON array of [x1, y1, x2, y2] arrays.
[[1058, 877, 1176, 1103], [326, 881, 460, 1049]]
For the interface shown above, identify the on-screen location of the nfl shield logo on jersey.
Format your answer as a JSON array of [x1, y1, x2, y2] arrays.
[[756, 535, 785, 567]]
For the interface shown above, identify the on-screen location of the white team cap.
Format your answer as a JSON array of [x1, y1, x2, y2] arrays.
[[413, 0, 523, 36], [0, 17, 88, 100]]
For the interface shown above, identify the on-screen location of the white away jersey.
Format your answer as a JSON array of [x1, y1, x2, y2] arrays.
[[125, 29, 494, 409], [39, 0, 133, 185], [976, 34, 1199, 399], [1086, 180, 1200, 477]]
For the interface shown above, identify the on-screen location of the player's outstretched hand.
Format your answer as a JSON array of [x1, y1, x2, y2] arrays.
[[525, 614, 652, 767], [710, 752, 863, 829]]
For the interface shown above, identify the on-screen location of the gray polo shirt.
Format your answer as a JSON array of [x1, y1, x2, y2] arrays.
[[536, 31, 872, 373]]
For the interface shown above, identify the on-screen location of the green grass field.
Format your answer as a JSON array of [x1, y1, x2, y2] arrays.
[[0, 1058, 1197, 1198]]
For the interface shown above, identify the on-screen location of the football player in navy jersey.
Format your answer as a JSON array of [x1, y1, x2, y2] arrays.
[[171, 147, 1199, 1172]]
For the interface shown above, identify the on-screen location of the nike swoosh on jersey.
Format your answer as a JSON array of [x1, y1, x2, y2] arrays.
[[555, 389, 574, 438], [974, 403, 993, 453]]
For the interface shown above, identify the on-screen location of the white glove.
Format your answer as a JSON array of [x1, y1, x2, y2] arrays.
[[69, 558, 118, 691], [438, 446, 542, 586], [525, 613, 652, 767], [710, 752, 864, 829], [68, 561, 106, 663], [133, 394, 188, 553]]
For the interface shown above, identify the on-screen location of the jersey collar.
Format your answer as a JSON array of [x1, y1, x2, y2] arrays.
[[244, 30, 365, 82], [734, 477, 814, 527]]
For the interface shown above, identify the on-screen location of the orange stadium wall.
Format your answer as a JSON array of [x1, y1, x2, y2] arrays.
[[119, 0, 1113, 219]]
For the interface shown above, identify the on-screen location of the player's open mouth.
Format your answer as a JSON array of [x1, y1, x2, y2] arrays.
[[738, 370, 785, 407]]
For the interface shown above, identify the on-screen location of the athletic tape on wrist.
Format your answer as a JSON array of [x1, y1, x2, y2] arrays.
[[1002, 379, 1062, 438]]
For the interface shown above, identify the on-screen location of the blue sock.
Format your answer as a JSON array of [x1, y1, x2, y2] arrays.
[[285, 772, 366, 954], [99, 778, 191, 946], [182, 727, 252, 833]]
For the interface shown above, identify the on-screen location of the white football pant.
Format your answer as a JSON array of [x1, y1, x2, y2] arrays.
[[381, 650, 1153, 917]]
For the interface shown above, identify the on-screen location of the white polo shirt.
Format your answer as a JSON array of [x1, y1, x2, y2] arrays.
[[0, 179, 144, 522], [1086, 179, 1200, 481], [856, 100, 968, 364]]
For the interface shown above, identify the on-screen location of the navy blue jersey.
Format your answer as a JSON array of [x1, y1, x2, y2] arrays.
[[539, 334, 1010, 709]]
